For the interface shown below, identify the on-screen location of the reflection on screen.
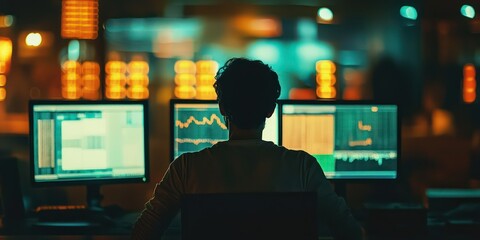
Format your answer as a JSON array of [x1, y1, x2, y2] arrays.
[[32, 104, 147, 183], [172, 102, 278, 160], [282, 104, 397, 179]]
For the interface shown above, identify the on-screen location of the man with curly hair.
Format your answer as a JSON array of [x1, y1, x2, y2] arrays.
[[132, 58, 363, 240]]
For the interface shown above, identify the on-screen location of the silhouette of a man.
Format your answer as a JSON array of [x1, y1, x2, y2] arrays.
[[132, 58, 363, 239]]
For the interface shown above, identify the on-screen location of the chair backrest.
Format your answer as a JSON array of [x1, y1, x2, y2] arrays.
[[0, 157, 25, 230], [181, 192, 317, 240]]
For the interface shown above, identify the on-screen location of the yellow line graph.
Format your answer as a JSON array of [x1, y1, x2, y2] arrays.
[[176, 114, 227, 129]]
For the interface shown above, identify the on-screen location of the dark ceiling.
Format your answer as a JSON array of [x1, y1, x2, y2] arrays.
[[1, 0, 480, 28]]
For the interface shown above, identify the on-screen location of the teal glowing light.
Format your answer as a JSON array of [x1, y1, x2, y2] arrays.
[[400, 6, 418, 20], [297, 19, 317, 40], [295, 42, 333, 61], [461, 5, 475, 19], [246, 40, 282, 65], [317, 8, 333, 21], [68, 40, 80, 61]]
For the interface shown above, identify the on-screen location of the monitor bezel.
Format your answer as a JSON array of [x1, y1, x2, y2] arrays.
[[169, 99, 220, 162], [28, 99, 150, 187], [277, 99, 400, 182]]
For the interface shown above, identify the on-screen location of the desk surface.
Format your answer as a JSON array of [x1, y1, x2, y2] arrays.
[[1, 213, 479, 240]]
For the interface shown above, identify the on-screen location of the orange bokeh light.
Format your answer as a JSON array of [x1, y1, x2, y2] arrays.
[[174, 60, 196, 74], [0, 88, 6, 101], [316, 60, 336, 73], [174, 85, 196, 99], [0, 75, 6, 87], [106, 86, 126, 99], [0, 37, 12, 74], [61, 0, 98, 39], [196, 60, 218, 74], [106, 61, 127, 74]]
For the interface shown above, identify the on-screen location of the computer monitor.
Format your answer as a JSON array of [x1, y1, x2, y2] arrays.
[[170, 99, 278, 161], [279, 100, 398, 180], [29, 100, 149, 208]]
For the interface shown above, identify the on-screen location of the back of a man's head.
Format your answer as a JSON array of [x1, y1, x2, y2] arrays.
[[214, 58, 281, 129]]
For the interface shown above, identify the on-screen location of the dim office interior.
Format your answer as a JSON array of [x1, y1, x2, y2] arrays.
[[1, 0, 480, 239]]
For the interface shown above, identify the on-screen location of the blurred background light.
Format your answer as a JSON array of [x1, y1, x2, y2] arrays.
[[0, 15, 14, 28], [317, 7, 333, 22], [247, 40, 282, 65], [232, 15, 282, 38], [316, 60, 336, 99], [0, 38, 12, 74], [18, 31, 54, 58], [0, 88, 6, 101], [0, 75, 6, 86], [68, 40, 80, 61], [25, 33, 42, 47], [106, 18, 200, 58], [174, 60, 196, 74], [61, 0, 99, 39], [461, 5, 476, 19], [463, 63, 476, 103], [195, 60, 218, 100], [297, 19, 318, 40], [400, 6, 418, 20]]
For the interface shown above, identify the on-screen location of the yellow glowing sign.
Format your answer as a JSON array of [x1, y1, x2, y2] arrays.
[[61, 0, 98, 39]]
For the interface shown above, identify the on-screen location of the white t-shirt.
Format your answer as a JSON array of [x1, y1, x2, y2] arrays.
[[133, 139, 362, 239]]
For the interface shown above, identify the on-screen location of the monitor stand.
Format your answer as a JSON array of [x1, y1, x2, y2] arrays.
[[33, 184, 114, 230], [87, 184, 103, 211]]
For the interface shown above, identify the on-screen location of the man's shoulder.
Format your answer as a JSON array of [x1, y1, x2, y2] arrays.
[[281, 147, 315, 159]]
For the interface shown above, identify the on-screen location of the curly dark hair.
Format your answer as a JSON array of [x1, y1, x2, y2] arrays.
[[214, 58, 281, 129]]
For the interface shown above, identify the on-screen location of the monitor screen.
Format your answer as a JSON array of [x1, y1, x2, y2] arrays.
[[171, 100, 278, 161], [29, 100, 149, 185], [280, 101, 398, 180]]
